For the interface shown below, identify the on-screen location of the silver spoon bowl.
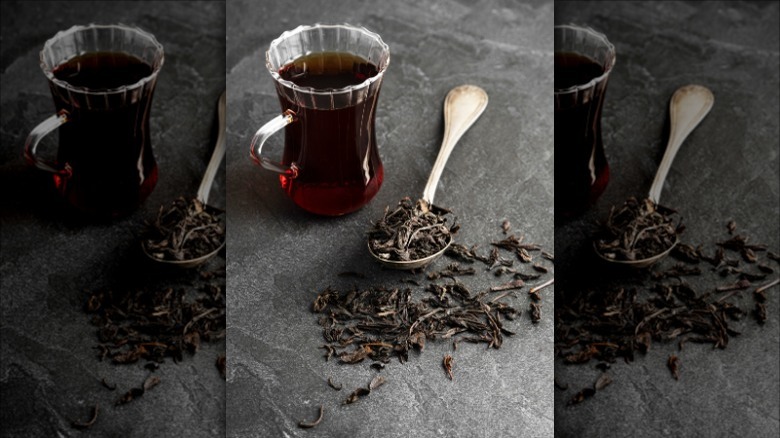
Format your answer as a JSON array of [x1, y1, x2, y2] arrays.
[[369, 85, 488, 269], [143, 90, 227, 268], [595, 84, 714, 268]]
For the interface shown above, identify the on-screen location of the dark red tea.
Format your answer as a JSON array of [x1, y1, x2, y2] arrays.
[[50, 51, 158, 217], [555, 51, 610, 219], [276, 52, 383, 216]]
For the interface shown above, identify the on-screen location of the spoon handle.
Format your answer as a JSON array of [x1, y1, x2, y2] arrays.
[[197, 90, 227, 205], [648, 85, 714, 204], [422, 85, 488, 205]]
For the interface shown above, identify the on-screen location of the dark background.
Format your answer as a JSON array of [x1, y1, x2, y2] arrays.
[[1, 1, 226, 437], [554, 1, 779, 437], [226, 0, 554, 437]]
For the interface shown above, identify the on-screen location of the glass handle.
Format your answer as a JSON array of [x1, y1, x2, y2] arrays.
[[250, 109, 297, 177], [24, 111, 71, 175]]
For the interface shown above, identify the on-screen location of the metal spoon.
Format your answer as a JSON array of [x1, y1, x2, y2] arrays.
[[595, 84, 714, 268], [369, 85, 488, 269], [143, 90, 227, 268]]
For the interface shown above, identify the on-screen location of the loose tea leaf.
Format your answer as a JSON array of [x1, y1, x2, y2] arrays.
[[368, 197, 456, 262], [344, 387, 371, 405], [327, 377, 343, 391], [142, 197, 224, 262], [369, 375, 386, 391], [70, 405, 99, 430], [298, 405, 325, 429], [442, 354, 454, 381], [115, 376, 161, 406], [100, 378, 116, 391], [594, 197, 680, 261], [216, 355, 226, 379], [667, 355, 680, 380]]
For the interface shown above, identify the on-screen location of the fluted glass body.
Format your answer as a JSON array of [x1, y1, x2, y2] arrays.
[[32, 24, 164, 217], [554, 25, 615, 219], [262, 24, 390, 216]]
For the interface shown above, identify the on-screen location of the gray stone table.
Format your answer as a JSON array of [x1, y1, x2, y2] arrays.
[[226, 0, 554, 437], [1, 2, 226, 437], [554, 2, 779, 437]]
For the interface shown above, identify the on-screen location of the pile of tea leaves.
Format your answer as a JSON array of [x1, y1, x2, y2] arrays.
[[142, 197, 225, 262], [556, 221, 778, 405], [302, 221, 554, 428], [85, 269, 226, 366], [594, 197, 681, 261], [367, 197, 457, 262], [75, 265, 226, 427]]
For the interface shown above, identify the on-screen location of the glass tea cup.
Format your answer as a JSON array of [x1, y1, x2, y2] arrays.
[[554, 24, 616, 220], [250, 24, 390, 216], [24, 24, 164, 218]]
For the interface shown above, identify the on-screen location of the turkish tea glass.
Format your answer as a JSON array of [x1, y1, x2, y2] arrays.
[[554, 24, 616, 220], [25, 24, 164, 218], [250, 24, 390, 216]]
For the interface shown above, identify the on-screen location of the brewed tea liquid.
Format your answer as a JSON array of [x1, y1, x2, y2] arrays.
[[555, 52, 610, 219], [277, 52, 383, 216], [51, 51, 158, 218]]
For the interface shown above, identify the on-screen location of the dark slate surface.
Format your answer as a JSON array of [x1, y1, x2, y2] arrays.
[[226, 0, 554, 437], [554, 2, 779, 437], [1, 2, 226, 437]]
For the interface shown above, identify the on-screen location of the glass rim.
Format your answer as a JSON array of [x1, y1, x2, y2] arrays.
[[554, 24, 616, 95], [265, 23, 390, 97], [40, 23, 165, 96]]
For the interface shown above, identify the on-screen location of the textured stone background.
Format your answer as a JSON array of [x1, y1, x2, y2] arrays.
[[225, 0, 554, 437], [554, 2, 779, 437], [0, 2, 226, 437]]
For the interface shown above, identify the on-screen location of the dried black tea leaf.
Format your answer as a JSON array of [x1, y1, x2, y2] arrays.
[[442, 354, 454, 381], [530, 302, 541, 323], [327, 377, 343, 391], [115, 376, 161, 406], [667, 355, 680, 380], [594, 197, 680, 261], [216, 355, 226, 379], [143, 375, 161, 391], [142, 197, 224, 262], [369, 375, 386, 391], [298, 405, 325, 429], [594, 373, 613, 391], [490, 279, 524, 292], [100, 378, 116, 391], [344, 387, 371, 405], [568, 387, 596, 406], [427, 263, 476, 280], [70, 405, 99, 430], [115, 387, 145, 406], [368, 197, 456, 262]]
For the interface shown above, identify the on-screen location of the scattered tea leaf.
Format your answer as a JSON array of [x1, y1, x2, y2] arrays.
[[298, 405, 324, 429], [70, 405, 99, 430], [216, 355, 226, 379], [442, 354, 454, 381], [327, 377, 342, 391], [667, 355, 680, 380], [100, 378, 116, 391]]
